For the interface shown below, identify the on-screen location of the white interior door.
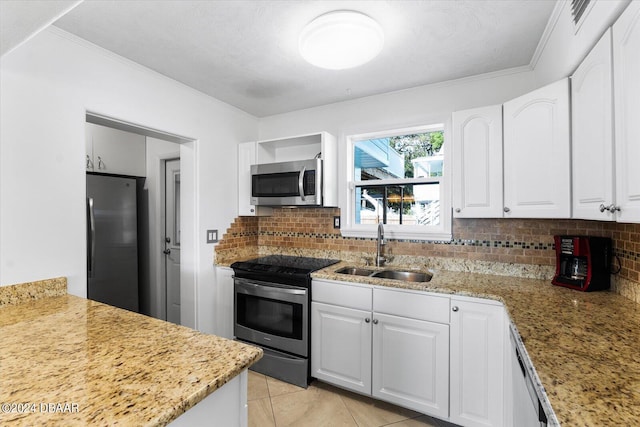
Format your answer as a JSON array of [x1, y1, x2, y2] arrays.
[[165, 158, 181, 324]]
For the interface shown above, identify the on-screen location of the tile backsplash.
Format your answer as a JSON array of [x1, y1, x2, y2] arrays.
[[216, 208, 639, 302]]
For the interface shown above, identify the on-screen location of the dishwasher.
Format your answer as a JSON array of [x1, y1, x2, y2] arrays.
[[510, 328, 548, 427]]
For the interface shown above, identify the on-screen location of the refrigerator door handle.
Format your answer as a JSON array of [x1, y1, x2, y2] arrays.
[[88, 197, 96, 278]]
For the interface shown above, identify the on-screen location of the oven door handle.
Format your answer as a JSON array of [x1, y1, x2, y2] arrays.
[[234, 278, 308, 302]]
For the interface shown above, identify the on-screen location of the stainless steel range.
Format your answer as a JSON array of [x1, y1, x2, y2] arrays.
[[231, 255, 339, 388]]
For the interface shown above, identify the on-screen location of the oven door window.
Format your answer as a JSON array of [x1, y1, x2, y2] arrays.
[[236, 293, 303, 339]]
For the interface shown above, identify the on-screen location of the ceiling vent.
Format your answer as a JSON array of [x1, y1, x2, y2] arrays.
[[571, 0, 592, 27]]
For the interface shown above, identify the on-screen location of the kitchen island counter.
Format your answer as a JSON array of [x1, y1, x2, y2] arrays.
[[313, 261, 640, 427], [0, 278, 262, 426]]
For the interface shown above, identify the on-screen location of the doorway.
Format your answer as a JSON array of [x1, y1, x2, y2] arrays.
[[85, 112, 196, 328], [163, 158, 181, 324]]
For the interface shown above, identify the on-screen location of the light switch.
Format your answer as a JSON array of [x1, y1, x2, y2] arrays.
[[207, 229, 218, 243], [333, 216, 340, 229]]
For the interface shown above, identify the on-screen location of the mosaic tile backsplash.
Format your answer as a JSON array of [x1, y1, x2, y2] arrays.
[[215, 208, 640, 302]]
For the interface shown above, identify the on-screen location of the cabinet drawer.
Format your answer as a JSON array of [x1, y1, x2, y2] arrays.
[[373, 288, 449, 324], [312, 279, 372, 311]]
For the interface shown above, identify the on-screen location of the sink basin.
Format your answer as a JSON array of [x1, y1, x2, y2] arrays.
[[371, 270, 433, 282], [335, 267, 375, 276]]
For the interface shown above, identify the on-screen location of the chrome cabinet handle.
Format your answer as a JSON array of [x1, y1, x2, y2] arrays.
[[599, 203, 620, 213], [86, 155, 94, 169], [365, 318, 370, 323], [298, 166, 306, 201], [503, 207, 510, 213], [97, 156, 105, 170], [455, 208, 461, 213], [372, 319, 379, 325], [163, 249, 171, 255], [452, 306, 459, 312]]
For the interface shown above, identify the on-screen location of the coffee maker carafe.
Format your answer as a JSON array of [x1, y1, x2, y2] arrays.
[[552, 236, 611, 291]]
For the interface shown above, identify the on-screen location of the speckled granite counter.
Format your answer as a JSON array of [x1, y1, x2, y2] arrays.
[[312, 261, 640, 427], [0, 279, 262, 426]]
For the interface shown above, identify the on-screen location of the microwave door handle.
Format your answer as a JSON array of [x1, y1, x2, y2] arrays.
[[298, 166, 306, 201]]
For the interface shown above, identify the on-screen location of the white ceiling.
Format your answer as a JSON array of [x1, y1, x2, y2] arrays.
[[7, 1, 557, 117]]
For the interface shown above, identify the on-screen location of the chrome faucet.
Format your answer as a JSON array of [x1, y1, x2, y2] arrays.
[[375, 222, 386, 267]]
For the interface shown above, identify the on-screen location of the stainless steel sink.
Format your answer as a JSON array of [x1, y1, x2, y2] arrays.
[[335, 266, 433, 283], [335, 266, 375, 276], [371, 270, 433, 282]]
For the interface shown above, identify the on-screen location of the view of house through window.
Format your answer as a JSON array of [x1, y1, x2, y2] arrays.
[[353, 126, 444, 226]]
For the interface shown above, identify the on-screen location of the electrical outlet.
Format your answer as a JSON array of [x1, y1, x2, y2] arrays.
[[206, 229, 218, 243], [333, 216, 340, 229]]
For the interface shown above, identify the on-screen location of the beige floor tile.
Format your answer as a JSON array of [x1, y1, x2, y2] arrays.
[[266, 375, 307, 397], [248, 371, 270, 401], [248, 397, 275, 427], [338, 388, 422, 427], [270, 384, 358, 427]]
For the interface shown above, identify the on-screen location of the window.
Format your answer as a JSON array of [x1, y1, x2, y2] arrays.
[[342, 124, 452, 241]]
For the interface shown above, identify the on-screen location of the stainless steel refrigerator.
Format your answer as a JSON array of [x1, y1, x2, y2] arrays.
[[87, 174, 139, 312]]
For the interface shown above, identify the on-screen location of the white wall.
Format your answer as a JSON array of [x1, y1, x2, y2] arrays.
[[0, 28, 258, 331], [532, 0, 631, 86]]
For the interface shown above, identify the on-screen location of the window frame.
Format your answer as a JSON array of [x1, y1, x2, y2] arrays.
[[339, 122, 452, 241]]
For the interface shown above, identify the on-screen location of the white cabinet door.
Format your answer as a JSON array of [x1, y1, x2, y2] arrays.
[[613, 1, 640, 223], [452, 105, 504, 218], [450, 299, 505, 427], [238, 141, 272, 216], [238, 141, 257, 216], [215, 266, 235, 339], [372, 312, 449, 418], [572, 29, 615, 221], [311, 301, 372, 395], [87, 123, 146, 177], [503, 78, 571, 218]]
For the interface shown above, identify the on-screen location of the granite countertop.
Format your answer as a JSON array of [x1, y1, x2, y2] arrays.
[[0, 279, 262, 426], [312, 261, 640, 427]]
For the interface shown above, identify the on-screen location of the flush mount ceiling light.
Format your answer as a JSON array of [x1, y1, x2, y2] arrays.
[[299, 10, 384, 70]]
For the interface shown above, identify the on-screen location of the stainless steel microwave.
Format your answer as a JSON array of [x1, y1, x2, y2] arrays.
[[250, 158, 323, 206]]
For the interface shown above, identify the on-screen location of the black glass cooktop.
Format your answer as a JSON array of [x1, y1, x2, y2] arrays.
[[231, 255, 339, 276]]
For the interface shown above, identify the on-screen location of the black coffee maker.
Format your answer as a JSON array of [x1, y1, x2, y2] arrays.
[[552, 236, 612, 291]]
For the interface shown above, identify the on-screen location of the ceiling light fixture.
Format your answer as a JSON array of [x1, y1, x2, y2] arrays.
[[299, 10, 384, 70]]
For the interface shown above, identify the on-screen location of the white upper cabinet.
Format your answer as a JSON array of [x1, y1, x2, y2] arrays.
[[237, 132, 338, 214], [452, 105, 504, 218], [571, 29, 615, 221], [86, 123, 146, 177], [503, 78, 571, 218], [613, 1, 640, 223], [237, 141, 271, 216]]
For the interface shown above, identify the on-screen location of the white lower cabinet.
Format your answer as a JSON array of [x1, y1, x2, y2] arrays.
[[372, 312, 449, 418], [311, 302, 372, 394], [312, 279, 507, 427], [449, 297, 506, 427], [311, 280, 450, 419], [215, 266, 235, 339]]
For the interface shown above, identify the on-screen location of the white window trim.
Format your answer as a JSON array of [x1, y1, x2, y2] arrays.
[[339, 123, 452, 241]]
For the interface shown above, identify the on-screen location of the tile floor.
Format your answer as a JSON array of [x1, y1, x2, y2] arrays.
[[248, 371, 459, 427]]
